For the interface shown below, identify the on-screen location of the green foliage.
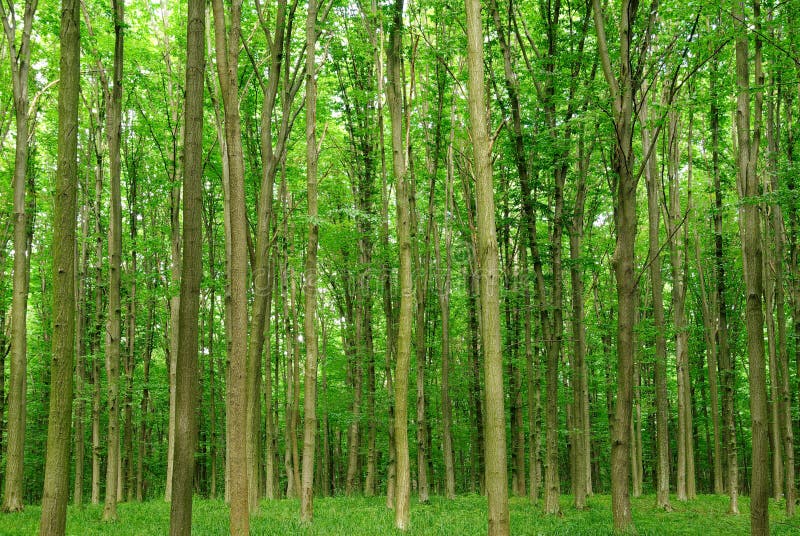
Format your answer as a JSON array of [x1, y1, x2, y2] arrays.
[[1, 495, 799, 535]]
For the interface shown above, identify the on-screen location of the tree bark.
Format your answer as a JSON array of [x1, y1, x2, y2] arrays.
[[123, 178, 135, 503], [435, 105, 457, 499], [709, 45, 739, 513], [39, 0, 79, 530], [592, 0, 644, 529], [167, 0, 204, 530], [733, 0, 768, 531], [387, 0, 412, 528], [74, 185, 90, 506], [210, 0, 250, 530], [102, 0, 124, 520], [665, 99, 695, 501], [300, 0, 319, 520], [0, 0, 36, 513], [569, 128, 591, 509], [465, 0, 509, 531]]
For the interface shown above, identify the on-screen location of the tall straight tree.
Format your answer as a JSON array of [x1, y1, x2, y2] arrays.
[[168, 0, 204, 531], [592, 0, 652, 529], [102, 0, 124, 521], [39, 0, 79, 530], [640, 86, 671, 510], [465, 0, 509, 532], [709, 38, 738, 513], [386, 0, 412, 528], [210, 0, 249, 531], [299, 0, 320, 521], [0, 0, 37, 513], [733, 0, 768, 532], [765, 60, 796, 515], [665, 98, 695, 502], [246, 0, 295, 505]]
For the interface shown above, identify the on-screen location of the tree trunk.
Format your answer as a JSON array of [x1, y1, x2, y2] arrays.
[[733, 1, 768, 531], [246, 0, 293, 508], [592, 0, 643, 529], [709, 45, 739, 513], [124, 151, 138, 503], [524, 248, 541, 503], [102, 0, 124, 519], [164, 1, 183, 498], [387, 0, 412, 528], [38, 0, 79, 530], [167, 0, 204, 529], [377, 10, 396, 505], [465, 0, 509, 531], [210, 0, 250, 530], [436, 120, 456, 498], [665, 100, 695, 501], [0, 0, 36, 513], [569, 122, 591, 510], [300, 0, 320, 519], [137, 277, 155, 501], [74, 189, 90, 507], [765, 63, 796, 515]]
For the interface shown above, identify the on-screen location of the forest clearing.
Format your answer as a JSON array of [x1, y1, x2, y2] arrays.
[[1, 0, 799, 534]]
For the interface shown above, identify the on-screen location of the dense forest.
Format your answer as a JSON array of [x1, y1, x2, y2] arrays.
[[0, 0, 799, 534]]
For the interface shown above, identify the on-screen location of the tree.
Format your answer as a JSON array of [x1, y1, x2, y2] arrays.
[[386, 0, 412, 528], [167, 0, 204, 530], [209, 0, 249, 531], [38, 0, 79, 530], [465, 0, 509, 532], [733, 0, 768, 532], [0, 0, 37, 513], [641, 85, 671, 510], [592, 0, 653, 529], [300, 0, 320, 521], [102, 0, 124, 521]]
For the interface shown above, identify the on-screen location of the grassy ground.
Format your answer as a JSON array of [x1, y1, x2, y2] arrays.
[[1, 493, 799, 535]]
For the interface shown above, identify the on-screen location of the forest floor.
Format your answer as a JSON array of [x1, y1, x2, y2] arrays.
[[1, 493, 799, 535]]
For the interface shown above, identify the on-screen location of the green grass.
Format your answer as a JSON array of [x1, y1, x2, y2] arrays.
[[1, 494, 798, 535]]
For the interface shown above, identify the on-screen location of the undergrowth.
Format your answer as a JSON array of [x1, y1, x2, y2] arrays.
[[0, 493, 798, 534]]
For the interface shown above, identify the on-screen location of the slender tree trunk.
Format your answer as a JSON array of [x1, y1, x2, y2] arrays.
[[734, 1, 768, 531], [709, 46, 739, 513], [38, 0, 79, 530], [765, 65, 796, 515], [204, 197, 218, 501], [665, 101, 695, 501], [102, 0, 124, 519], [387, 0, 412, 528], [766, 221, 783, 500], [0, 0, 36, 513], [300, 0, 320, 520], [210, 0, 249, 530], [377, 11, 396, 506], [290, 274, 302, 495], [593, 0, 643, 528], [74, 189, 90, 507], [246, 0, 292, 508], [435, 108, 456, 499], [164, 6, 183, 500], [124, 153, 138, 503], [168, 0, 204, 529], [569, 131, 590, 509], [413, 171, 433, 505], [137, 279, 155, 501], [523, 248, 541, 503], [321, 320, 331, 497], [631, 354, 643, 498], [465, 0, 509, 531]]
